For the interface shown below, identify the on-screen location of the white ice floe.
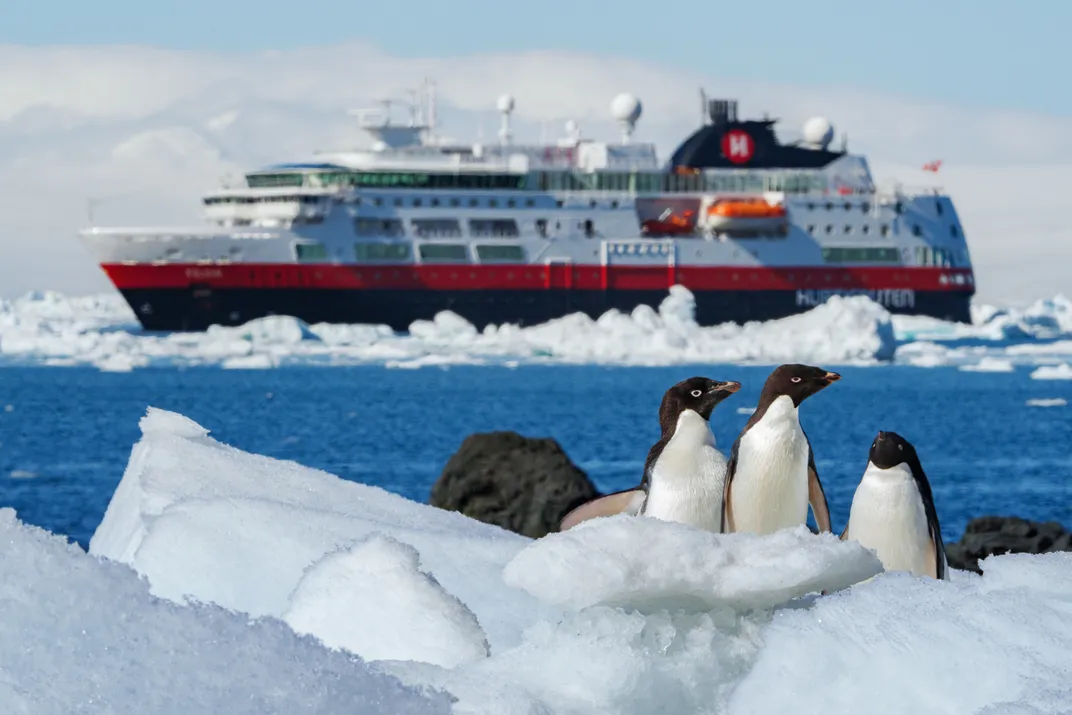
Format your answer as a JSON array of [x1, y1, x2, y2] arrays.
[[1026, 398, 1067, 407], [959, 357, 1016, 372], [59, 408, 1072, 713], [1030, 363, 1072, 380], [1, 286, 895, 369]]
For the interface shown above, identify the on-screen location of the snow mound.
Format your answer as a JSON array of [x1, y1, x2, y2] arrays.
[[504, 516, 883, 612], [0, 509, 450, 715], [283, 534, 490, 668], [728, 556, 1072, 714], [1, 287, 897, 368]]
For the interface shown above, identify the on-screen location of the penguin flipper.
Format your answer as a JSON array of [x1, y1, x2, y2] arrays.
[[720, 444, 740, 534], [559, 489, 646, 531], [805, 439, 832, 533]]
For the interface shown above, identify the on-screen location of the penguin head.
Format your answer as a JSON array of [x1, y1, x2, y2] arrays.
[[764, 364, 840, 406], [661, 376, 741, 424], [869, 430, 918, 470]]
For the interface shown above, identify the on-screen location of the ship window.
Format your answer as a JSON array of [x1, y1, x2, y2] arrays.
[[806, 225, 815, 234], [862, 224, 871, 234], [584, 219, 595, 238], [469, 198, 479, 207], [912, 224, 922, 236], [246, 173, 304, 188], [950, 225, 959, 237], [825, 202, 834, 211], [894, 202, 904, 214], [354, 242, 411, 261], [373, 198, 383, 207], [431, 198, 440, 207], [489, 199, 498, 208], [413, 198, 423, 207], [822, 247, 900, 263], [449, 198, 460, 207], [611, 200, 619, 209], [844, 203, 852, 211], [936, 201, 944, 215], [825, 224, 833, 234], [418, 243, 468, 261], [535, 219, 548, 238], [807, 202, 816, 210], [412, 219, 462, 237], [393, 198, 402, 207], [507, 199, 516, 208], [470, 219, 519, 237], [861, 202, 871, 213], [880, 224, 890, 237], [525, 199, 535, 208], [354, 218, 405, 237], [843, 224, 852, 234], [295, 242, 329, 261], [476, 244, 525, 262]]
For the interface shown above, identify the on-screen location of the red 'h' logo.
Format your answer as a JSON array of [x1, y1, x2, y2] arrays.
[[721, 129, 754, 164]]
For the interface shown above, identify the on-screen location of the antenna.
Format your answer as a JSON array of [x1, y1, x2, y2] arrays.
[[425, 79, 438, 144], [497, 93, 515, 146], [700, 87, 708, 125]]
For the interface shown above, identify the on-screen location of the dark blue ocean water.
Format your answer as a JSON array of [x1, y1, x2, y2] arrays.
[[1, 365, 1070, 549]]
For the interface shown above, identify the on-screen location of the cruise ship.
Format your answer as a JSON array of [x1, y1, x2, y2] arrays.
[[79, 80, 975, 332]]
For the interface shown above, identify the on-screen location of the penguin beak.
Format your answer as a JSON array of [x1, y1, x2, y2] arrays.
[[876, 430, 887, 441], [819, 371, 840, 385], [710, 381, 741, 395]]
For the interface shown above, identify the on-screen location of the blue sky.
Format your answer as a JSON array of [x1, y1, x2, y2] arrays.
[[5, 0, 1071, 116]]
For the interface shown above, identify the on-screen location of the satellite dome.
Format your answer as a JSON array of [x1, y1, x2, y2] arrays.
[[610, 93, 643, 123], [802, 116, 834, 148], [496, 94, 515, 113]]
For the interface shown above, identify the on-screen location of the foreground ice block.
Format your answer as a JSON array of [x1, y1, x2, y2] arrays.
[[0, 509, 451, 715], [503, 516, 884, 612]]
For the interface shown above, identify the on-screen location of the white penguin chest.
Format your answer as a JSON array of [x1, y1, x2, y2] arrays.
[[729, 397, 811, 535], [845, 462, 934, 577], [643, 411, 727, 532]]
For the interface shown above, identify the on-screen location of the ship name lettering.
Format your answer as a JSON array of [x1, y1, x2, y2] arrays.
[[185, 267, 223, 279], [795, 289, 915, 309]]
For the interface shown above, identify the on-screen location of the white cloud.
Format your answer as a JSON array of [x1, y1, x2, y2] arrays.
[[0, 41, 1069, 304]]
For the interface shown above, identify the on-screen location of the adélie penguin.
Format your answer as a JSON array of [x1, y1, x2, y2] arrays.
[[721, 364, 837, 536], [841, 431, 948, 580], [559, 377, 741, 532]]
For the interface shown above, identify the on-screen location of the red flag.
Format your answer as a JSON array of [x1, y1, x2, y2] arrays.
[[922, 160, 942, 173]]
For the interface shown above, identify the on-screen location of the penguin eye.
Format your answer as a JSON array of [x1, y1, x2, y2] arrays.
[[898, 444, 903, 451], [690, 389, 702, 397], [790, 377, 802, 383]]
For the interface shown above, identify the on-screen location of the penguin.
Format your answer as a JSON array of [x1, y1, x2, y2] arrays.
[[841, 431, 948, 580], [721, 364, 837, 536], [559, 377, 741, 532]]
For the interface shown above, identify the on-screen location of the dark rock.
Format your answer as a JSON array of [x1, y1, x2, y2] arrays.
[[429, 431, 601, 538], [945, 516, 1072, 573]]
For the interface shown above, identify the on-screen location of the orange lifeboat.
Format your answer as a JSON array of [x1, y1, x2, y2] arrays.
[[704, 198, 788, 233], [641, 208, 697, 236]]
